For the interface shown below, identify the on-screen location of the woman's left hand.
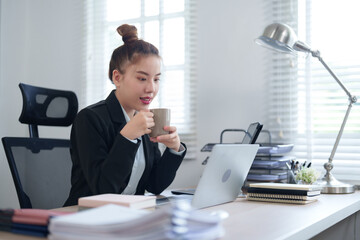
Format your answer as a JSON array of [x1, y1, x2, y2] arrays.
[[150, 126, 181, 152]]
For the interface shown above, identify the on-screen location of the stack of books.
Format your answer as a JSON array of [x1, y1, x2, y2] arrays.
[[0, 208, 72, 237], [49, 200, 224, 240], [246, 182, 322, 204], [78, 194, 156, 210]]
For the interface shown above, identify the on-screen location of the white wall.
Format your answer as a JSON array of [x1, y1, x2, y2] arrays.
[[0, 0, 266, 208], [170, 0, 266, 188], [0, 0, 84, 208]]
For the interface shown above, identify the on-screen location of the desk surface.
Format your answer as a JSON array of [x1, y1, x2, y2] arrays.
[[206, 191, 360, 240], [2, 191, 360, 240]]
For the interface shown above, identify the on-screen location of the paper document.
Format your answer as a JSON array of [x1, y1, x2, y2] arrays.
[[49, 201, 224, 240]]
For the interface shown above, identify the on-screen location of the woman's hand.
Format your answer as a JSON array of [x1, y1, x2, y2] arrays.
[[120, 110, 154, 140], [150, 126, 181, 152]]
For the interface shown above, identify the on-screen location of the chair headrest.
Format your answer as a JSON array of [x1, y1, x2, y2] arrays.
[[18, 83, 78, 127]]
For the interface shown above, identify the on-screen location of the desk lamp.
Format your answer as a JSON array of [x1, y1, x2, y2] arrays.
[[255, 23, 357, 194]]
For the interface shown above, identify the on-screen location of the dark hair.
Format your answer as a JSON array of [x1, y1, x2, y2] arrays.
[[108, 24, 160, 81]]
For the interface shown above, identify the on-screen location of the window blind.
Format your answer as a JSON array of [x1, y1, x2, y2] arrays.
[[263, 0, 360, 183], [83, 0, 197, 160]]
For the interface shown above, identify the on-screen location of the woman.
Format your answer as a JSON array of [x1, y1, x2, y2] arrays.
[[64, 24, 186, 206]]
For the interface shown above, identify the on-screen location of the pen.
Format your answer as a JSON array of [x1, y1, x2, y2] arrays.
[[290, 160, 295, 170], [307, 162, 312, 168], [302, 161, 306, 168]]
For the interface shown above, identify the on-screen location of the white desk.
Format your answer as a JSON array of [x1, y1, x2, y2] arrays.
[[203, 191, 360, 240], [1, 191, 360, 240]]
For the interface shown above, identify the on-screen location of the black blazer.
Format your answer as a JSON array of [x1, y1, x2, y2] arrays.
[[64, 90, 186, 206]]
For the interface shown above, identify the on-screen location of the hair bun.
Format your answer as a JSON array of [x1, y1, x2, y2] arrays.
[[117, 24, 138, 44]]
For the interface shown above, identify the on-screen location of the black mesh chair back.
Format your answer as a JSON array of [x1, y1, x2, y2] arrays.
[[2, 137, 72, 209], [19, 83, 78, 138], [1, 83, 78, 209]]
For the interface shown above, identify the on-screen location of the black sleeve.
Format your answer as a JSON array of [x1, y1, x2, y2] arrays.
[[72, 109, 139, 194], [145, 143, 187, 194]]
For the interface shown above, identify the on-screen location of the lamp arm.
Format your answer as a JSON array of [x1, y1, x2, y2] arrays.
[[310, 50, 358, 164], [328, 102, 353, 163], [311, 50, 357, 102]]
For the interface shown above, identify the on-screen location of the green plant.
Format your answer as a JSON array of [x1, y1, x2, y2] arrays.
[[295, 168, 320, 184]]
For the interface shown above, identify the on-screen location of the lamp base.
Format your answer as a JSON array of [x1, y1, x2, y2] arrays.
[[317, 177, 355, 194]]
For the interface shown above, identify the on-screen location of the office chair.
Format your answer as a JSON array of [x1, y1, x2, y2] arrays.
[[2, 83, 78, 209]]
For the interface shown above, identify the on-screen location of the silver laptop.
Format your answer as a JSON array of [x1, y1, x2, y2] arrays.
[[191, 144, 259, 209]]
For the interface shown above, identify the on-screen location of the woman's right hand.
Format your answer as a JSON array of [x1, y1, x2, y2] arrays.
[[120, 110, 154, 140]]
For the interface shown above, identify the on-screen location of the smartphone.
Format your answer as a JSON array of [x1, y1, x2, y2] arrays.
[[201, 143, 217, 152], [241, 122, 263, 144]]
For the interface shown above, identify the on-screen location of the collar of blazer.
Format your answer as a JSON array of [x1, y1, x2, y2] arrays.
[[105, 90, 126, 124]]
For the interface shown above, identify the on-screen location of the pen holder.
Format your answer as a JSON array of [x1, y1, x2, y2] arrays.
[[287, 169, 297, 184], [286, 162, 297, 184]]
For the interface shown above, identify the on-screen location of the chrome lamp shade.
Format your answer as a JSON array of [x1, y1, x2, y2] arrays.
[[255, 23, 298, 53], [256, 23, 357, 194]]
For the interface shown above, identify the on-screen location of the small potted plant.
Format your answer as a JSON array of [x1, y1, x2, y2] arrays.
[[295, 167, 320, 185]]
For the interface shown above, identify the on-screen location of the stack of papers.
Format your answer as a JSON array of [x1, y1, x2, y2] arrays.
[[251, 156, 295, 169], [257, 143, 294, 155], [0, 208, 72, 237], [49, 201, 224, 240]]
